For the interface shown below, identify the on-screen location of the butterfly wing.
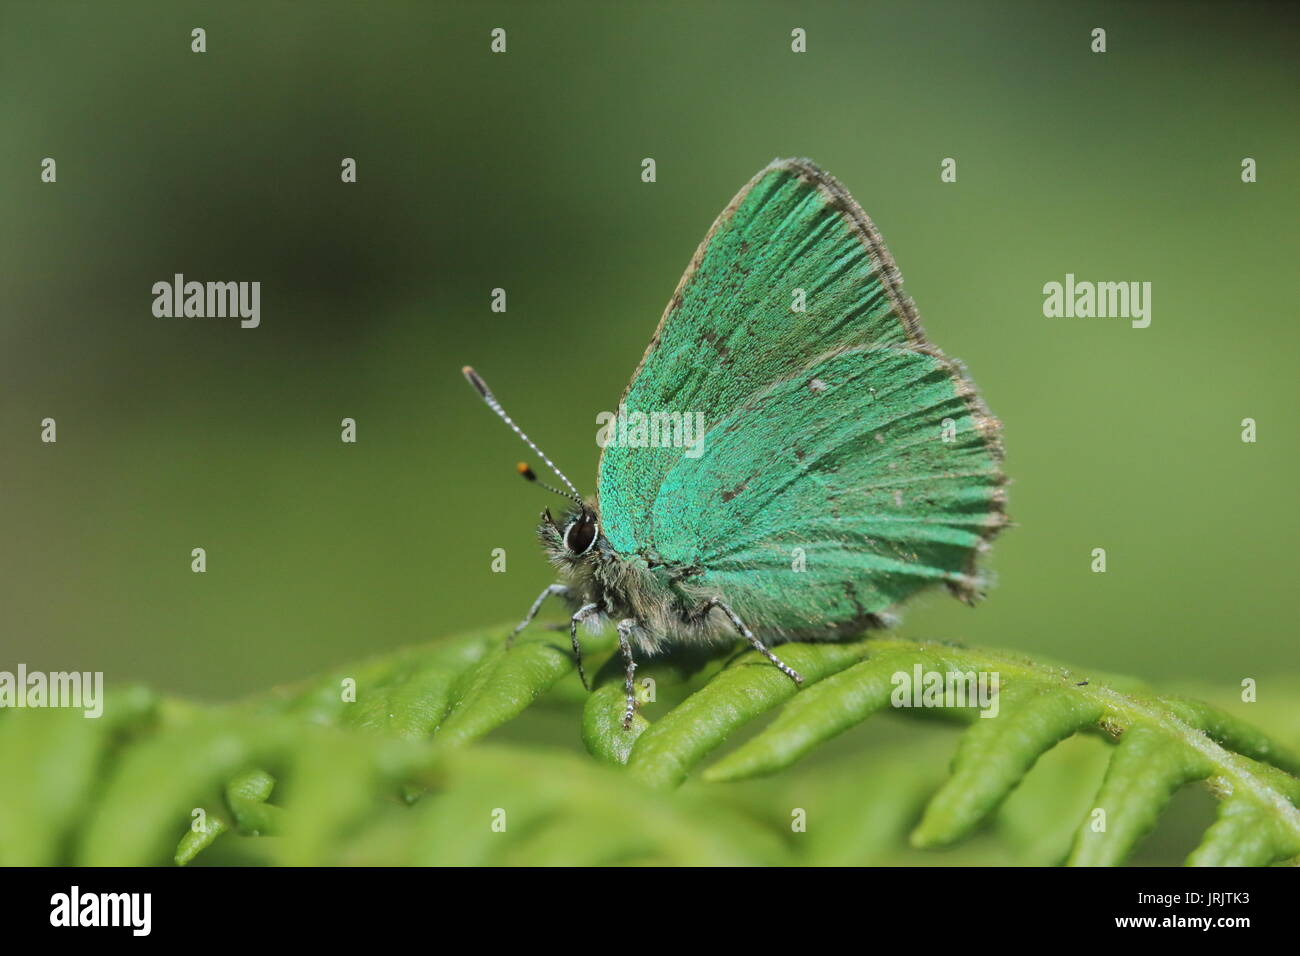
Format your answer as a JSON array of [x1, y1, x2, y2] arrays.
[[598, 158, 1006, 631]]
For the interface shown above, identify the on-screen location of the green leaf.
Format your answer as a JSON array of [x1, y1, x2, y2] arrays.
[[623, 639, 874, 789], [912, 681, 1104, 847], [2, 623, 1296, 867], [703, 642, 948, 782], [1067, 725, 1209, 866], [0, 685, 157, 866]]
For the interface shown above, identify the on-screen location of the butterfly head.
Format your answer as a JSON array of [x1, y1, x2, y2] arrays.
[[538, 502, 604, 567]]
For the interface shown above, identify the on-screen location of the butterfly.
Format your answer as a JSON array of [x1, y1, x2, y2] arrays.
[[464, 158, 1007, 729]]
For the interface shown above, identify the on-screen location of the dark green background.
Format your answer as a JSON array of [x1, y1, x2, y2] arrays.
[[4, 0, 1295, 714]]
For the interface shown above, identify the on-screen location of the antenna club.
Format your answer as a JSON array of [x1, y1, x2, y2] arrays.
[[462, 366, 490, 397], [517, 462, 536, 480]]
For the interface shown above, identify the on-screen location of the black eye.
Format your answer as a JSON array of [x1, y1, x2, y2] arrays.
[[564, 514, 599, 555]]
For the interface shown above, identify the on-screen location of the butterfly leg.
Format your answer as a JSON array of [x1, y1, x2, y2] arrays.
[[508, 583, 572, 647], [615, 619, 641, 729], [568, 602, 600, 691], [699, 598, 804, 685]]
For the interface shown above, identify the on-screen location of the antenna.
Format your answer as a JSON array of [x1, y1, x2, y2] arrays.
[[516, 462, 578, 502], [462, 366, 584, 505]]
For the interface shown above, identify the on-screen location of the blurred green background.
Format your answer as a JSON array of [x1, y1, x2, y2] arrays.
[[3, 0, 1295, 722]]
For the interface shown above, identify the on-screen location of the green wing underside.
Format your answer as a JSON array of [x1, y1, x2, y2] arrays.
[[598, 158, 1006, 631]]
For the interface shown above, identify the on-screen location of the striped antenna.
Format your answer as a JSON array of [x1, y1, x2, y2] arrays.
[[462, 366, 584, 505]]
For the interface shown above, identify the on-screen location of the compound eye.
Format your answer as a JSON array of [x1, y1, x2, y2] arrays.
[[564, 513, 599, 555]]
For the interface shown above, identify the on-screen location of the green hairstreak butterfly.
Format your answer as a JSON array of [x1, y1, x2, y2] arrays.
[[464, 158, 1007, 728]]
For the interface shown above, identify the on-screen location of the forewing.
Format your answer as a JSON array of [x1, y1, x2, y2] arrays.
[[599, 158, 928, 554]]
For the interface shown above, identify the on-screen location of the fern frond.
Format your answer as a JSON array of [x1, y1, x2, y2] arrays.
[[611, 635, 1300, 866], [1, 624, 1295, 866]]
